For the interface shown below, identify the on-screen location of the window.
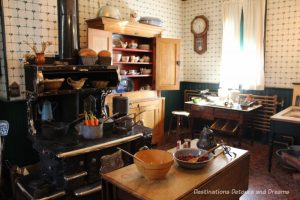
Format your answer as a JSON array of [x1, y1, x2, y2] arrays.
[[220, 0, 266, 90]]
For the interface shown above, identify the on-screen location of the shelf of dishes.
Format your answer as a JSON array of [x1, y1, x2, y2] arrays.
[[113, 62, 152, 65], [121, 74, 152, 78], [120, 68, 152, 76], [113, 55, 151, 63], [113, 48, 152, 53]]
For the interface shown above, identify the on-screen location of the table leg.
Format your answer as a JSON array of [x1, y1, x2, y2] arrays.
[[189, 116, 194, 139], [102, 179, 114, 200], [238, 116, 245, 147], [268, 141, 273, 172]]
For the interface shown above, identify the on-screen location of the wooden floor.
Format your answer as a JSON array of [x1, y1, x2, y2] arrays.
[[160, 130, 300, 200]]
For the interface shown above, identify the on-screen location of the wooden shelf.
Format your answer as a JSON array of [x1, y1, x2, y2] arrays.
[[114, 62, 152, 65], [121, 74, 152, 78], [113, 48, 152, 53]]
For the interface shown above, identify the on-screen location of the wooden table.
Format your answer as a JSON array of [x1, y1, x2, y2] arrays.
[[268, 106, 300, 171], [101, 140, 250, 200], [185, 101, 262, 146]]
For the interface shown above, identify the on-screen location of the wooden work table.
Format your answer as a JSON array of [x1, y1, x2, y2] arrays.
[[185, 101, 262, 146], [101, 140, 250, 200]]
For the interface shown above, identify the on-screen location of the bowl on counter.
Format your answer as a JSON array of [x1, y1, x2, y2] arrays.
[[174, 148, 214, 169], [134, 149, 173, 180], [42, 78, 65, 91]]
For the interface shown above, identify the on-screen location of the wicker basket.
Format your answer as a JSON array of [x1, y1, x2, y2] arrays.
[[81, 56, 97, 65], [97, 57, 112, 65], [42, 78, 64, 91]]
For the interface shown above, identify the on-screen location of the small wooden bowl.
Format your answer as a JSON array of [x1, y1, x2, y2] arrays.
[[43, 78, 64, 91], [134, 149, 173, 180]]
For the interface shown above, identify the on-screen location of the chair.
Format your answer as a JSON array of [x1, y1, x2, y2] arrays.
[[167, 111, 190, 141]]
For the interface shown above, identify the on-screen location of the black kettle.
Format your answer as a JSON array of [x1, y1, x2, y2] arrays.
[[197, 126, 217, 150]]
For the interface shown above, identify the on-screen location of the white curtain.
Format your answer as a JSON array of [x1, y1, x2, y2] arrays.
[[241, 0, 266, 90], [220, 0, 243, 89], [220, 0, 266, 90]]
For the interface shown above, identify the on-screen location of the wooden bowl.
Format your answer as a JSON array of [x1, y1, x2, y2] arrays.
[[43, 78, 64, 91], [134, 149, 173, 180], [92, 80, 109, 89]]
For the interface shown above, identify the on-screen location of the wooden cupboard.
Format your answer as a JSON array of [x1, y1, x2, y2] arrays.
[[105, 91, 165, 145], [86, 17, 180, 91], [86, 17, 180, 144]]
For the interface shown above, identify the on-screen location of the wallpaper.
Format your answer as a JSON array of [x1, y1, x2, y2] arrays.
[[0, 0, 183, 101], [0, 0, 299, 101], [2, 0, 59, 100], [0, 1, 7, 100], [182, 0, 222, 83], [265, 0, 300, 88], [182, 0, 300, 89]]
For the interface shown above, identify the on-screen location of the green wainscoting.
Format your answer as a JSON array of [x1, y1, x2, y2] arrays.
[[0, 100, 39, 166], [161, 81, 293, 130], [0, 82, 293, 165]]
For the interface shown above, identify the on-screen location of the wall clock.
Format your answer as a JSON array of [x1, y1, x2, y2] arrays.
[[191, 15, 209, 54]]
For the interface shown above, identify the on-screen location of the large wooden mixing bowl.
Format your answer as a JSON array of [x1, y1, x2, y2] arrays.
[[134, 149, 173, 180]]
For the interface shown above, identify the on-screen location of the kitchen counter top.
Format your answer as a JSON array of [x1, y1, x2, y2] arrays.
[[185, 101, 262, 112], [102, 140, 250, 200], [271, 106, 300, 124]]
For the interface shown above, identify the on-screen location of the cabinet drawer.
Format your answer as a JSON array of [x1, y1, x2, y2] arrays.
[[214, 109, 240, 120], [190, 105, 214, 120]]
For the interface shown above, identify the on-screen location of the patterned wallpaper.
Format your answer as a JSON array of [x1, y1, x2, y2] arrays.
[[182, 0, 300, 89], [78, 0, 183, 48], [0, 0, 299, 101], [182, 0, 222, 83], [2, 0, 59, 100], [0, 0, 7, 100], [265, 0, 300, 88], [0, 0, 183, 101]]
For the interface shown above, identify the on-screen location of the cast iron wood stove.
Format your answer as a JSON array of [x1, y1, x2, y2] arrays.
[[17, 64, 153, 199]]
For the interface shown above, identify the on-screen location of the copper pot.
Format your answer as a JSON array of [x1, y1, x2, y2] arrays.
[[35, 53, 45, 66]]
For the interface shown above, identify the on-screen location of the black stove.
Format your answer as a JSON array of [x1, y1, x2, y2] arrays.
[[16, 128, 152, 200]]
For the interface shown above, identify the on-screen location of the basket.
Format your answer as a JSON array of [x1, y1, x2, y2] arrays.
[[42, 78, 64, 91], [97, 57, 112, 65], [80, 56, 97, 65], [92, 80, 109, 89]]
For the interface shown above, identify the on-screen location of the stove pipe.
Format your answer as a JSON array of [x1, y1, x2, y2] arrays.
[[57, 0, 79, 64]]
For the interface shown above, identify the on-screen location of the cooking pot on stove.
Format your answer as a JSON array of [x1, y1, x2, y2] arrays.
[[113, 111, 145, 134], [37, 117, 83, 140], [113, 95, 129, 115]]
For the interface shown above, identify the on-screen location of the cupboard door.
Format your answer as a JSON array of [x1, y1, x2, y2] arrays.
[[138, 99, 164, 145], [129, 102, 140, 122], [88, 28, 112, 53], [155, 38, 180, 90]]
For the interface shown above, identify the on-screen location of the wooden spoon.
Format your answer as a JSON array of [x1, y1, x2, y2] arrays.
[[188, 143, 224, 163], [117, 147, 145, 164]]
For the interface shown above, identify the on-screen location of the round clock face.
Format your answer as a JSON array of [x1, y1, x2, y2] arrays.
[[192, 18, 206, 34]]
